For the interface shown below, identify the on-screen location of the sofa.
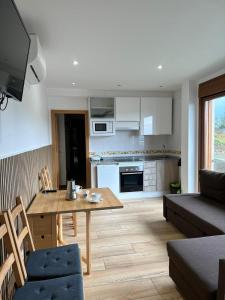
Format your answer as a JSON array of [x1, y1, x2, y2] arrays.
[[164, 169, 225, 300]]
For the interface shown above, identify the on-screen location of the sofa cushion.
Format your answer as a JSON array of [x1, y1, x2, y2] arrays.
[[199, 169, 225, 204], [167, 235, 225, 300], [165, 194, 225, 235], [14, 274, 84, 300], [26, 244, 82, 280]]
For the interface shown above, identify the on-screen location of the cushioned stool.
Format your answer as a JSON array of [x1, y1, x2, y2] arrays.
[[14, 274, 84, 300], [167, 235, 225, 300], [26, 244, 82, 280]]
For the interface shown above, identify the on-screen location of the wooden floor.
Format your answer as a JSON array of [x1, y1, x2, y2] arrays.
[[63, 198, 185, 300]]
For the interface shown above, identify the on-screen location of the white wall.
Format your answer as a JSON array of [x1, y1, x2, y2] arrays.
[[198, 68, 225, 84], [167, 90, 181, 151], [179, 67, 225, 193], [47, 88, 173, 99], [180, 80, 197, 193], [0, 81, 50, 159], [48, 96, 88, 111]]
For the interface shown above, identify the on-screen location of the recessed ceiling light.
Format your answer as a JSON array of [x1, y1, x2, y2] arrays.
[[157, 65, 163, 70], [73, 60, 79, 66], [72, 82, 76, 86]]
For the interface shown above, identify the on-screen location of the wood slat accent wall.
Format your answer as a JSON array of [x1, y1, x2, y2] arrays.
[[0, 146, 52, 300], [0, 145, 52, 210]]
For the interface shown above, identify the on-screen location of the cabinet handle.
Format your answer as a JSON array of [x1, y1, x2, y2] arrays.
[[121, 172, 143, 175]]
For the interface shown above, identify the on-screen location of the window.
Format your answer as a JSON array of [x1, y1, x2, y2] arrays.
[[199, 74, 225, 171], [203, 96, 225, 171]]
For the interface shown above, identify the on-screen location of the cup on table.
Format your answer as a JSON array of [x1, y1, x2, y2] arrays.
[[81, 190, 89, 199], [91, 192, 101, 202], [75, 185, 82, 192]]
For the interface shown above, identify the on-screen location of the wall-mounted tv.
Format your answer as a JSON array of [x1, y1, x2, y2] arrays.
[[0, 0, 30, 102]]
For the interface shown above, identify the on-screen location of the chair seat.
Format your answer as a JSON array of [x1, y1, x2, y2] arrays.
[[14, 274, 83, 300], [26, 244, 82, 280]]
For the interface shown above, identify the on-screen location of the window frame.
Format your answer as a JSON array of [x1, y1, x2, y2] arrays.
[[199, 74, 225, 170]]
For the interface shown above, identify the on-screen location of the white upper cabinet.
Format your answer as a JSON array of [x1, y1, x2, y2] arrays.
[[115, 97, 140, 122], [156, 97, 172, 135], [140, 97, 172, 135]]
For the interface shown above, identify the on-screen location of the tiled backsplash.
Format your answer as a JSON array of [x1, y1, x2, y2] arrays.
[[90, 149, 181, 157], [90, 131, 181, 157], [90, 131, 146, 153]]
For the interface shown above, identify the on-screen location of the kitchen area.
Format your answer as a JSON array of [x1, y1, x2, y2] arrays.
[[89, 96, 180, 199]]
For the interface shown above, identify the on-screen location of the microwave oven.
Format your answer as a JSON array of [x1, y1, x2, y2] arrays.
[[90, 120, 115, 136]]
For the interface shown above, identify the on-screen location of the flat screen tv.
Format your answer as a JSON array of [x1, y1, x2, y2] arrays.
[[0, 0, 30, 101]]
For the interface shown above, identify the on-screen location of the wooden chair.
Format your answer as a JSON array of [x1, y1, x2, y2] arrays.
[[39, 166, 77, 244], [0, 211, 84, 300], [7, 196, 82, 281], [0, 212, 24, 288], [39, 166, 53, 191]]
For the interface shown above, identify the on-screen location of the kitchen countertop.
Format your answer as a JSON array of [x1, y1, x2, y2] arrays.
[[90, 155, 180, 165]]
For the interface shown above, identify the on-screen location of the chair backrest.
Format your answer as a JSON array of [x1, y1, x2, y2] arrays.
[[7, 196, 35, 280], [39, 166, 53, 190], [0, 212, 24, 290]]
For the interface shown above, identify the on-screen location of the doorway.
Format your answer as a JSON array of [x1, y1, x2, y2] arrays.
[[65, 114, 86, 187], [51, 110, 90, 189]]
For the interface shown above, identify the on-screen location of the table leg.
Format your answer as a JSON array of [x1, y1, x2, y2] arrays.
[[72, 212, 77, 237], [86, 211, 91, 275], [58, 214, 67, 246]]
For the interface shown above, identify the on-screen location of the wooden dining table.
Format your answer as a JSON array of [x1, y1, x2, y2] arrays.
[[27, 188, 123, 275]]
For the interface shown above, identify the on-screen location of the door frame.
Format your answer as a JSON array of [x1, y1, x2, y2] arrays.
[[51, 109, 90, 188]]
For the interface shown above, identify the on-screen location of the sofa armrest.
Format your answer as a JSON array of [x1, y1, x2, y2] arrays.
[[163, 193, 200, 220], [165, 193, 200, 198], [217, 259, 225, 300]]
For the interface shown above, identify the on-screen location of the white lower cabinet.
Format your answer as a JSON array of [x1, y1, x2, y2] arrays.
[[143, 161, 157, 192], [143, 159, 179, 192], [91, 158, 179, 197], [97, 164, 119, 195]]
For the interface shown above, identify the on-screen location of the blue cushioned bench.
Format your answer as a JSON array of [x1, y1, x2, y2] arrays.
[[14, 274, 84, 300], [26, 244, 82, 280]]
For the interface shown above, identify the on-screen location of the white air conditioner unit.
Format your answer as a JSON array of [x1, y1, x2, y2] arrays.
[[26, 34, 46, 85]]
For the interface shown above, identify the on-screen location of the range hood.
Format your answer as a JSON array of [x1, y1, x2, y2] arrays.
[[115, 121, 140, 131]]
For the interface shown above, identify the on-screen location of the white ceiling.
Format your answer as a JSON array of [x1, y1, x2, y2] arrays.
[[16, 0, 225, 91]]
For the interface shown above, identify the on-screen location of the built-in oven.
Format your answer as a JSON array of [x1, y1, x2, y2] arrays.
[[120, 165, 143, 193]]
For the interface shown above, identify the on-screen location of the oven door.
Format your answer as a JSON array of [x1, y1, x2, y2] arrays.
[[120, 171, 143, 193]]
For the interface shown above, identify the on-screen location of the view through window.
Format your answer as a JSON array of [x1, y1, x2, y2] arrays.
[[209, 96, 225, 171]]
